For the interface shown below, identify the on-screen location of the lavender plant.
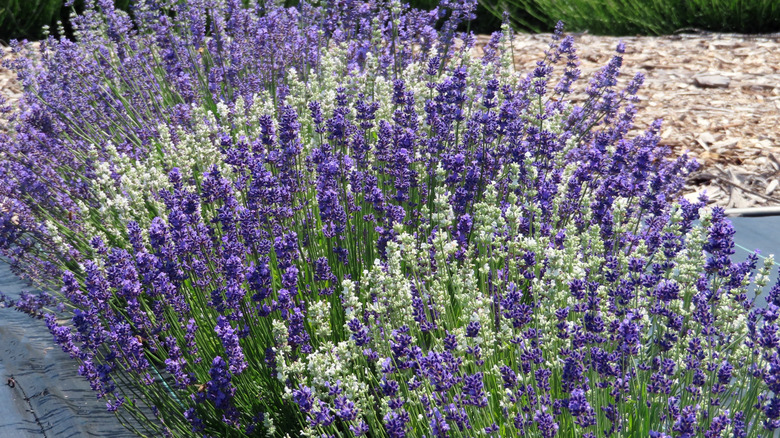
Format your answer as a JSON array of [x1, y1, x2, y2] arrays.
[[2, 1, 780, 437], [0, 0, 454, 288]]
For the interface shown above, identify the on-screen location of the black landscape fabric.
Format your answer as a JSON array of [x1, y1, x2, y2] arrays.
[[0, 262, 134, 438], [0, 216, 778, 436], [730, 216, 780, 296]]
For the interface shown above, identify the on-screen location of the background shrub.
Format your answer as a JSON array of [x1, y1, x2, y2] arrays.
[[0, 0, 62, 41], [480, 0, 780, 35], [0, 0, 131, 41]]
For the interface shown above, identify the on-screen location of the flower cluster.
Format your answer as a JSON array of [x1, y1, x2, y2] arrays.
[[0, 0, 464, 288], [1, 1, 778, 438]]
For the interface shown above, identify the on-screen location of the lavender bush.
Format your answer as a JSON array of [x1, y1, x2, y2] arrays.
[[2, 1, 780, 437]]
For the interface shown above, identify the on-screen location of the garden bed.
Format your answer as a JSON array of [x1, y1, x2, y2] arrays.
[[1, 6, 779, 434]]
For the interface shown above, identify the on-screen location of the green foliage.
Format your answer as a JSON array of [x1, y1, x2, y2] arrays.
[[480, 0, 780, 35], [0, 0, 62, 41], [0, 0, 131, 42]]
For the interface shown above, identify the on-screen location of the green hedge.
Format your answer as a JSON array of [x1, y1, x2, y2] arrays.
[[0, 0, 131, 42], [0, 0, 62, 41], [479, 0, 780, 35]]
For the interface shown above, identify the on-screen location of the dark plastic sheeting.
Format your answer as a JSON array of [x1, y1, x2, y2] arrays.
[[0, 216, 778, 436], [730, 216, 780, 301], [0, 263, 134, 438]]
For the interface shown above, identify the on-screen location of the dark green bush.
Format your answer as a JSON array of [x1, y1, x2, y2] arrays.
[[0, 0, 63, 41], [0, 0, 131, 42], [480, 0, 780, 35]]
